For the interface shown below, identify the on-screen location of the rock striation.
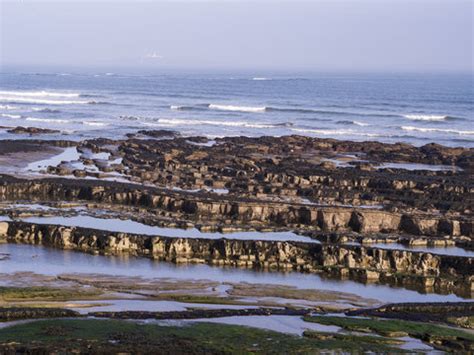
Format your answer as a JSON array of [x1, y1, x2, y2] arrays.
[[346, 302, 474, 327], [1, 221, 472, 296], [0, 135, 472, 299], [0, 175, 471, 238]]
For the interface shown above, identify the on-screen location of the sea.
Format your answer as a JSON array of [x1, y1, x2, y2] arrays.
[[0, 70, 472, 147]]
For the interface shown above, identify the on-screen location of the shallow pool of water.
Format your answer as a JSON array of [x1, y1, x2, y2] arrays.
[[368, 242, 473, 258], [171, 186, 229, 195], [25, 147, 80, 172], [150, 315, 342, 336], [0, 244, 466, 303], [397, 336, 435, 351], [70, 299, 259, 314], [377, 162, 460, 172], [21, 215, 316, 243]]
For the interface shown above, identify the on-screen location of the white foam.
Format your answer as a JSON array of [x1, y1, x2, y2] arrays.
[[1, 113, 21, 119], [26, 117, 69, 123], [170, 105, 183, 110], [252, 77, 271, 81], [352, 120, 370, 127], [291, 128, 381, 137], [31, 107, 60, 113], [404, 114, 448, 121], [0, 104, 18, 110], [208, 104, 266, 113], [83, 121, 109, 127], [291, 128, 347, 135], [148, 118, 278, 129], [0, 96, 89, 105], [0, 90, 80, 98], [401, 126, 474, 135]]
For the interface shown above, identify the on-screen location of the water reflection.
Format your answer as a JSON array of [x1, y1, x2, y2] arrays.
[[0, 244, 465, 303], [22, 215, 316, 243]]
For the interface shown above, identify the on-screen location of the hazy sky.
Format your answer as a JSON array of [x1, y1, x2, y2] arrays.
[[1, 0, 472, 72]]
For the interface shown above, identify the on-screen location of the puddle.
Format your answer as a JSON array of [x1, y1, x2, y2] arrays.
[[20, 215, 316, 243], [21, 146, 128, 182], [377, 162, 461, 172], [185, 140, 217, 147], [397, 336, 435, 351], [204, 188, 229, 194], [366, 242, 473, 258], [82, 151, 110, 160], [236, 296, 351, 309], [0, 244, 466, 303], [171, 186, 229, 195], [320, 157, 461, 173], [69, 299, 259, 314], [149, 315, 342, 336], [79, 149, 123, 166], [25, 147, 80, 172]]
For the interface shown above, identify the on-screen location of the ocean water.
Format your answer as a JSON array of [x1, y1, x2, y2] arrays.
[[0, 71, 472, 147]]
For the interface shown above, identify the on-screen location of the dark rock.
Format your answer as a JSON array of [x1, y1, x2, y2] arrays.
[[0, 307, 80, 321], [7, 126, 61, 135], [89, 307, 308, 320]]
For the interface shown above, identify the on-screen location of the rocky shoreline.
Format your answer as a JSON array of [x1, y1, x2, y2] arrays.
[[0, 134, 472, 294], [0, 133, 472, 352], [1, 221, 472, 296]]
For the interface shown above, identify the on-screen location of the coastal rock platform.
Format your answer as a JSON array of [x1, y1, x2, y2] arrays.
[[0, 133, 472, 352]]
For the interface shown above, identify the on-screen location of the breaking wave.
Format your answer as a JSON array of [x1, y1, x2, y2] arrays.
[[207, 104, 331, 114], [337, 120, 370, 127], [401, 126, 474, 135], [0, 90, 80, 98], [291, 128, 382, 138], [172, 103, 410, 118], [147, 118, 291, 129], [83, 121, 109, 127], [0, 90, 107, 105], [0, 96, 92, 105], [25, 117, 70, 123], [403, 114, 458, 122], [1, 113, 22, 119], [208, 104, 267, 113], [0, 105, 18, 110]]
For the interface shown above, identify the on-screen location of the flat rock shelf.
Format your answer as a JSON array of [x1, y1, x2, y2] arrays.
[[0, 134, 472, 353]]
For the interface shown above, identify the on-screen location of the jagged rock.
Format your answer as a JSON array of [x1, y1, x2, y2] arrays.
[[0, 307, 80, 321], [7, 126, 61, 135], [3, 221, 473, 296]]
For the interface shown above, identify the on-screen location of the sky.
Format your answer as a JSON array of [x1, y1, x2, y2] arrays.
[[0, 0, 472, 72]]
